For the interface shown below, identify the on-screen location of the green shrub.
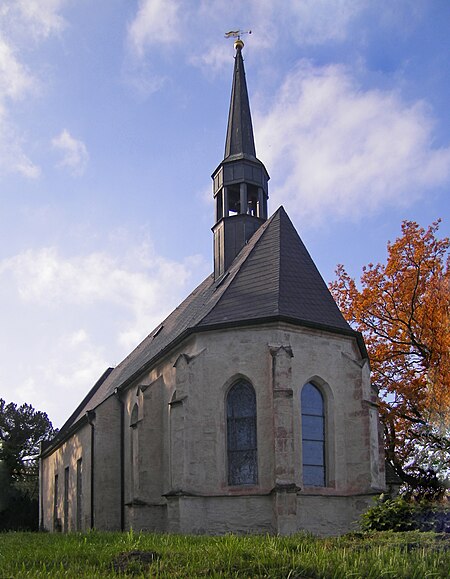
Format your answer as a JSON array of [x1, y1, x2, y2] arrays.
[[0, 489, 39, 532], [361, 496, 450, 532]]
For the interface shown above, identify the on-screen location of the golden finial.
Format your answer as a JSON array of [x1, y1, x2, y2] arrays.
[[224, 30, 252, 50]]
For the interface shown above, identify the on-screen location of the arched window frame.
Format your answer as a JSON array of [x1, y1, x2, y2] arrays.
[[297, 375, 336, 492], [301, 382, 325, 486], [226, 379, 258, 486]]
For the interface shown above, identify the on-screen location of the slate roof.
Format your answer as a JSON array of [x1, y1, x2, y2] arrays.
[[49, 206, 362, 447], [200, 207, 351, 329]]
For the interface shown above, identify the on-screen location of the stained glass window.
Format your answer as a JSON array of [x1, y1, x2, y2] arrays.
[[227, 381, 257, 485], [301, 382, 325, 486]]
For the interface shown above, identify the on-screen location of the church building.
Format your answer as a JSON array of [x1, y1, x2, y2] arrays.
[[40, 38, 385, 536]]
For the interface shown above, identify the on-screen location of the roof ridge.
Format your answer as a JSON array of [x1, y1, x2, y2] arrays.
[[275, 209, 283, 315]]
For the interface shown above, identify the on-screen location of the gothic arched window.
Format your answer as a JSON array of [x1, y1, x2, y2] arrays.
[[301, 382, 325, 487], [226, 380, 257, 485]]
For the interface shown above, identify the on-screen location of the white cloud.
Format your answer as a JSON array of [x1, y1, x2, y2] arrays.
[[14, 335, 109, 429], [1, 244, 208, 349], [255, 62, 450, 223], [124, 0, 182, 96], [16, 0, 67, 40], [126, 0, 366, 79], [122, 61, 168, 99], [0, 0, 67, 42], [0, 36, 40, 178], [189, 44, 230, 75], [188, 0, 274, 71], [0, 37, 35, 100], [191, 0, 365, 73], [69, 328, 89, 346], [283, 0, 367, 45], [0, 104, 41, 178], [0, 243, 209, 426], [128, 0, 181, 58], [52, 129, 89, 176], [0, 1, 68, 180]]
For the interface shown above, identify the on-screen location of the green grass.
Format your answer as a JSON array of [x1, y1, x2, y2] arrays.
[[0, 530, 448, 578]]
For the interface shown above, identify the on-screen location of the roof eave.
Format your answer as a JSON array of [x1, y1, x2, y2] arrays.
[[40, 313, 368, 457], [40, 413, 90, 458], [211, 155, 270, 181], [40, 367, 114, 457], [111, 315, 368, 396], [198, 315, 368, 359]]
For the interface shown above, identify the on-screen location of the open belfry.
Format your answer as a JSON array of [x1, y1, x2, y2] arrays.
[[40, 36, 385, 535]]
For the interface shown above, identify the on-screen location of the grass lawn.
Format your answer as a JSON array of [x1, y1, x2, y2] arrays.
[[0, 530, 448, 577]]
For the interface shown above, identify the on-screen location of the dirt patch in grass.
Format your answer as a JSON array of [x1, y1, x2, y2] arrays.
[[111, 550, 160, 574]]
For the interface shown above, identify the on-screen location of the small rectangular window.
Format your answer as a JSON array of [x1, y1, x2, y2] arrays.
[[53, 474, 59, 530], [64, 467, 69, 532], [76, 459, 82, 531]]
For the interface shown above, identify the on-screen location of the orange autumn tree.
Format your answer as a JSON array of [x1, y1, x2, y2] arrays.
[[330, 220, 450, 497]]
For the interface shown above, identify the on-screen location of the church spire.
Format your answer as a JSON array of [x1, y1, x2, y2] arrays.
[[224, 39, 256, 159], [212, 37, 270, 279]]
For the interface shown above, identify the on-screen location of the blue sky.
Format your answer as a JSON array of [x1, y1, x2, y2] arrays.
[[1, 0, 449, 428]]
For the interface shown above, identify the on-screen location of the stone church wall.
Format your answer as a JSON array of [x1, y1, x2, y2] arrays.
[[92, 395, 122, 530], [166, 495, 274, 534], [40, 393, 122, 532], [122, 374, 168, 530], [165, 323, 382, 496], [40, 421, 91, 532], [115, 321, 383, 535], [296, 494, 376, 536], [41, 319, 383, 535]]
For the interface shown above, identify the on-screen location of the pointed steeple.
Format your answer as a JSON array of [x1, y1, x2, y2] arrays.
[[224, 40, 257, 159], [212, 39, 270, 279]]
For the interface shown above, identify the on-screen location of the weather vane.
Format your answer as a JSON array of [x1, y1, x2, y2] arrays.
[[224, 30, 252, 40], [224, 30, 251, 50]]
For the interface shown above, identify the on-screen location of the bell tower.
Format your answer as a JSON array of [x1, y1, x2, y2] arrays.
[[212, 37, 270, 279]]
